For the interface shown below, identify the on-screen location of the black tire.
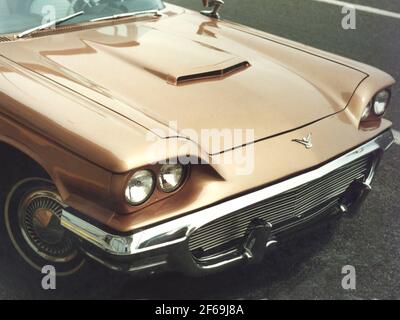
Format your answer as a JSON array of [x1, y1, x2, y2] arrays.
[[2, 177, 85, 277]]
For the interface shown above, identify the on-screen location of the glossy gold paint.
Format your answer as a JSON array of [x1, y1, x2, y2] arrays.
[[0, 3, 395, 232]]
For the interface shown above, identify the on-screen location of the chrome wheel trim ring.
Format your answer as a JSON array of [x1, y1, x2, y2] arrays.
[[18, 190, 77, 263], [4, 178, 85, 275]]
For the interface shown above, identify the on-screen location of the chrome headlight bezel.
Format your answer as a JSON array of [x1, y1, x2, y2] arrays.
[[361, 100, 372, 121], [125, 169, 155, 206], [373, 89, 391, 116], [361, 88, 391, 122], [157, 163, 186, 193]]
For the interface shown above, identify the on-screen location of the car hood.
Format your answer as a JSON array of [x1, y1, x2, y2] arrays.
[[0, 5, 367, 155]]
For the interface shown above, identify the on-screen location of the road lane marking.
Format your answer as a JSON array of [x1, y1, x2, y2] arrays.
[[392, 129, 400, 145], [310, 0, 400, 19]]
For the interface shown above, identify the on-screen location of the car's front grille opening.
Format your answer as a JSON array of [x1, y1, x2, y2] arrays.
[[189, 153, 374, 260]]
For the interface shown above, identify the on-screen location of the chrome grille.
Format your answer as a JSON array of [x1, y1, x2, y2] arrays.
[[189, 154, 373, 257]]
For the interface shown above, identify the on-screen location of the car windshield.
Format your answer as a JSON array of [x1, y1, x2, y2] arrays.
[[0, 0, 164, 35]]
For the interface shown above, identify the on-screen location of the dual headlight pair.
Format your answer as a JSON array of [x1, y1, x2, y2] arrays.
[[125, 164, 186, 205], [361, 89, 391, 121]]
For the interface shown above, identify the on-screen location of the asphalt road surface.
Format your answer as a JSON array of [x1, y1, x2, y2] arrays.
[[0, 0, 399, 300]]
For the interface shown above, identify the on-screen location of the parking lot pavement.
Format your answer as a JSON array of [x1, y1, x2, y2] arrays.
[[0, 0, 399, 299]]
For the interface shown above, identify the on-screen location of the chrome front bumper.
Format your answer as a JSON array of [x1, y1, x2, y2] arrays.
[[61, 130, 394, 275]]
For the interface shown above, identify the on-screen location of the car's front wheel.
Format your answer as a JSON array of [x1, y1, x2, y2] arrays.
[[3, 177, 85, 276]]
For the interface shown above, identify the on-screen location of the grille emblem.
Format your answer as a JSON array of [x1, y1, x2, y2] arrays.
[[243, 219, 272, 263], [292, 133, 313, 149]]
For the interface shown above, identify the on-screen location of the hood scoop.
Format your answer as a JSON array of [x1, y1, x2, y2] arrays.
[[167, 59, 251, 85]]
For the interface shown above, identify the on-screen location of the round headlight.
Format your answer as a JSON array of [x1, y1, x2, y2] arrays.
[[125, 170, 155, 205], [158, 164, 185, 193], [373, 90, 391, 116], [361, 100, 372, 121]]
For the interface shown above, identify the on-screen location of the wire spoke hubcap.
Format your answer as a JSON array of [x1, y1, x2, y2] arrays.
[[19, 190, 77, 263]]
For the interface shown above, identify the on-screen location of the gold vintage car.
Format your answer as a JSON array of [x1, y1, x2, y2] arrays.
[[0, 0, 395, 276]]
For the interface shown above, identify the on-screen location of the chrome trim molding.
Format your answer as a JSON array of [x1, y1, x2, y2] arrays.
[[61, 130, 394, 256]]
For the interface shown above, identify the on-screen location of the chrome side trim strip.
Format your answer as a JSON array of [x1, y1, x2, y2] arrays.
[[61, 130, 394, 256]]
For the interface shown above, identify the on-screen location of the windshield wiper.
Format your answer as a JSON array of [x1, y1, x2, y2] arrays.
[[90, 9, 161, 22], [17, 11, 85, 39]]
